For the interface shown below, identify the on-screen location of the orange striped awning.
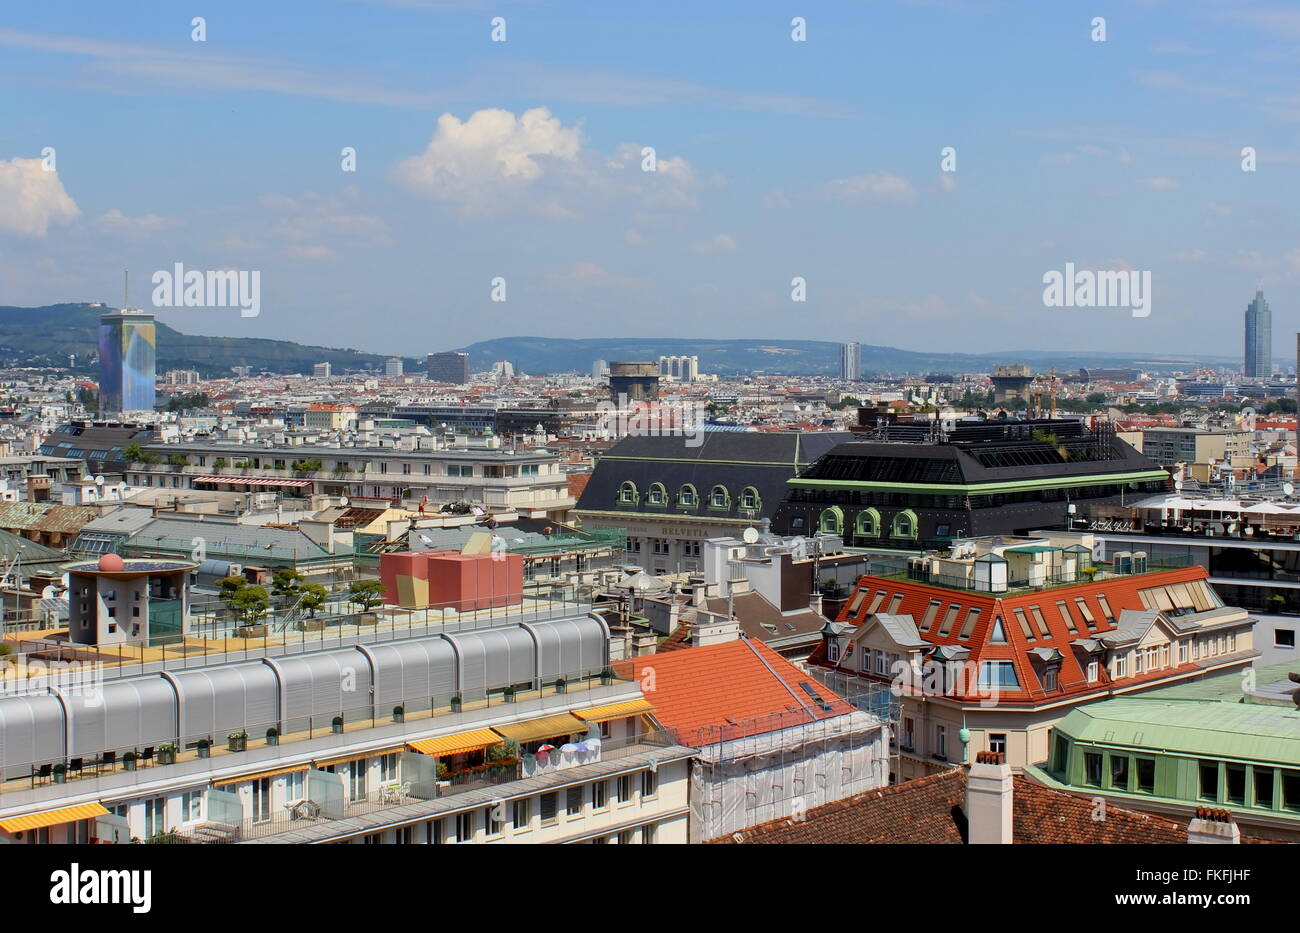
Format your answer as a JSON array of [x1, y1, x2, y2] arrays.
[[0, 802, 109, 833], [491, 713, 586, 743], [213, 763, 309, 787], [573, 698, 655, 723], [407, 729, 501, 758], [314, 746, 403, 769]]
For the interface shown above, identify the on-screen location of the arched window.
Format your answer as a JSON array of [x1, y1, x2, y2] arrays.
[[891, 509, 918, 539], [819, 506, 844, 535], [678, 484, 698, 507], [618, 481, 638, 504], [709, 485, 730, 509], [740, 486, 761, 511], [647, 482, 666, 505], [854, 507, 881, 538]]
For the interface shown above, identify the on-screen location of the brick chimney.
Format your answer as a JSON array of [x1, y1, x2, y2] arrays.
[[966, 751, 1013, 844], [1187, 807, 1240, 844]]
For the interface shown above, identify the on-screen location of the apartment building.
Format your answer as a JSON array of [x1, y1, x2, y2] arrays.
[[812, 533, 1258, 782], [121, 440, 575, 520], [0, 608, 692, 845], [302, 404, 358, 432]]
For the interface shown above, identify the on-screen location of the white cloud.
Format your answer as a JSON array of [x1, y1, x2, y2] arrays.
[[939, 173, 958, 193], [691, 234, 736, 254], [1141, 176, 1180, 191], [394, 107, 582, 211], [827, 172, 915, 202], [96, 208, 172, 233], [0, 157, 79, 237]]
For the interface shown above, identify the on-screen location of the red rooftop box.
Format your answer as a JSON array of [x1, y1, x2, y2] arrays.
[[380, 550, 524, 611]]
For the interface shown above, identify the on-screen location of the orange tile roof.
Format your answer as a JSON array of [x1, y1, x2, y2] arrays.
[[620, 638, 856, 747]]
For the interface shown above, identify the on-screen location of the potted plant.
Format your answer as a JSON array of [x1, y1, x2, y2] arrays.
[[123, 751, 137, 772], [392, 705, 405, 724], [555, 676, 567, 695], [196, 738, 211, 759], [347, 580, 385, 624], [450, 693, 462, 713], [157, 743, 176, 765], [331, 715, 344, 735], [1267, 593, 1287, 614], [600, 667, 616, 686], [227, 731, 247, 752], [52, 763, 66, 784], [502, 686, 516, 704], [266, 727, 280, 747]]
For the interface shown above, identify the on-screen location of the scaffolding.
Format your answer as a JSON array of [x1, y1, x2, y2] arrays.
[[683, 676, 900, 843]]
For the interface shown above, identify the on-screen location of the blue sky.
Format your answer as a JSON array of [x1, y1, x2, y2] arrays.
[[1, 0, 1298, 362]]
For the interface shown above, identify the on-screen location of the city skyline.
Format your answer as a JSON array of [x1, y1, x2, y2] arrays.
[[0, 2, 1297, 360]]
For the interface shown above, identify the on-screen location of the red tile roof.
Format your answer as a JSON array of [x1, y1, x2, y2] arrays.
[[814, 566, 1235, 704], [617, 638, 856, 747], [712, 770, 1265, 844]]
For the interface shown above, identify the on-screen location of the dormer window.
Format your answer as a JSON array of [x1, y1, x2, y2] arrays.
[[1086, 659, 1099, 682], [647, 483, 666, 505], [1042, 667, 1058, 691], [619, 481, 638, 504]]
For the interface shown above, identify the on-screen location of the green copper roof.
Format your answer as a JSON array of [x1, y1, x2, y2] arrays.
[[1056, 698, 1300, 766], [1141, 660, 1299, 702]]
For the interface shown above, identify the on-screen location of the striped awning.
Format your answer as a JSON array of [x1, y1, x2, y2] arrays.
[[491, 713, 586, 743], [0, 802, 109, 833], [191, 476, 313, 488], [573, 698, 655, 723], [213, 763, 309, 787], [407, 729, 502, 758], [314, 746, 402, 769]]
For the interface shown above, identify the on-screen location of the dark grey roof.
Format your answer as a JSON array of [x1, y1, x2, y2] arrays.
[[575, 431, 852, 521], [870, 613, 928, 649]]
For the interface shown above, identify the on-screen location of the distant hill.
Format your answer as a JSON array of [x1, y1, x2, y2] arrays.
[[0, 304, 1254, 378], [0, 304, 422, 376], [456, 336, 1237, 377]]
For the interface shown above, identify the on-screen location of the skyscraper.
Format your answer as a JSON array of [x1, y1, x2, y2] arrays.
[[427, 351, 470, 384], [1244, 289, 1272, 378], [384, 357, 403, 378], [98, 310, 156, 413], [840, 342, 861, 381]]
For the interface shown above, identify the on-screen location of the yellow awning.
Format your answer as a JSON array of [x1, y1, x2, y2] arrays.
[[0, 802, 109, 833], [213, 763, 309, 787], [407, 729, 502, 758], [573, 698, 655, 723], [314, 746, 403, 768], [492, 713, 587, 743]]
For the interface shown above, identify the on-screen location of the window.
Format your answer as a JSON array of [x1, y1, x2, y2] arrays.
[[1074, 598, 1097, 629], [540, 792, 558, 824], [886, 593, 904, 614], [1042, 667, 1058, 691], [1029, 606, 1050, 637], [988, 616, 1007, 644], [379, 753, 398, 783], [592, 781, 608, 810], [920, 600, 942, 632], [1053, 734, 1070, 773], [890, 509, 918, 539], [647, 483, 666, 505], [251, 778, 271, 823], [349, 760, 367, 801], [456, 811, 475, 842], [428, 819, 443, 844], [641, 769, 657, 798], [935, 725, 947, 760], [1255, 767, 1275, 809], [618, 774, 632, 803], [1111, 655, 1127, 678], [978, 660, 1020, 689], [678, 485, 697, 507], [1095, 593, 1115, 624], [958, 607, 981, 640], [1283, 770, 1300, 812], [902, 717, 915, 749], [740, 487, 759, 510], [1110, 755, 1129, 790], [1199, 761, 1220, 801], [486, 804, 503, 836], [1136, 757, 1156, 794], [1178, 642, 1189, 664], [1086, 659, 1099, 682], [619, 482, 638, 504], [818, 506, 842, 534], [1084, 752, 1103, 786], [1226, 764, 1246, 805], [989, 733, 1007, 756], [855, 508, 880, 538], [512, 797, 531, 829], [1013, 608, 1035, 641], [1277, 629, 1296, 649], [181, 791, 202, 822], [710, 486, 730, 508], [284, 770, 305, 801], [643, 823, 657, 844]]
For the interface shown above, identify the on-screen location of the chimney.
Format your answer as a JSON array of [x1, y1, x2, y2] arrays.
[[1187, 807, 1240, 844], [966, 751, 1013, 844]]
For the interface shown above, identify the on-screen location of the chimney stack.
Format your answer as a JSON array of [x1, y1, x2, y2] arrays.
[[1187, 807, 1240, 844], [967, 751, 1013, 844]]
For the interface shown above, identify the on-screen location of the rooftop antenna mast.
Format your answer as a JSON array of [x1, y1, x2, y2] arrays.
[[123, 270, 129, 311]]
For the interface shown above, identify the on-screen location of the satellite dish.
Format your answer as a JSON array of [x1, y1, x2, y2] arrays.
[[94, 474, 105, 486], [1173, 480, 1183, 491], [339, 496, 349, 506], [742, 526, 760, 544], [1286, 483, 1295, 497]]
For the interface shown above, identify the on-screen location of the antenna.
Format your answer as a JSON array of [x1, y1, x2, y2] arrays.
[[123, 270, 128, 311]]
